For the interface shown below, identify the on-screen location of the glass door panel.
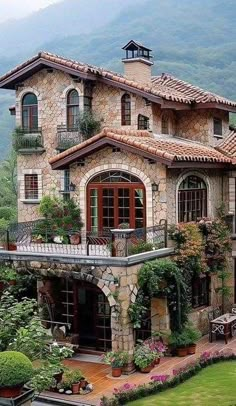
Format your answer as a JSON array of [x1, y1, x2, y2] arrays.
[[102, 188, 114, 230], [90, 188, 98, 232], [95, 292, 111, 351], [135, 188, 144, 228], [118, 188, 130, 226]]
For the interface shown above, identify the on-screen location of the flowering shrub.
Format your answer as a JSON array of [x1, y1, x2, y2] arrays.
[[101, 350, 236, 405], [144, 337, 167, 357], [151, 374, 170, 383], [103, 350, 129, 368], [113, 383, 137, 394]]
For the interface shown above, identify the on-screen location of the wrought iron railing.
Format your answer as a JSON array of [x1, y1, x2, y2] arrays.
[[57, 125, 85, 151], [0, 220, 168, 258], [13, 127, 44, 151]]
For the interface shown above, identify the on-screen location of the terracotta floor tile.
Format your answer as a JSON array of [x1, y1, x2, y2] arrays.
[[42, 336, 236, 405]]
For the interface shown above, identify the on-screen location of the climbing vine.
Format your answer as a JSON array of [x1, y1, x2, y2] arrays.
[[129, 211, 232, 333]]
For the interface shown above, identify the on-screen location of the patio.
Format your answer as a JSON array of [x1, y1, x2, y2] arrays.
[[38, 335, 236, 406]]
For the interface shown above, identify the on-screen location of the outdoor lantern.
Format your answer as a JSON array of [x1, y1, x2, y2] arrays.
[[69, 182, 76, 192], [152, 182, 159, 192]]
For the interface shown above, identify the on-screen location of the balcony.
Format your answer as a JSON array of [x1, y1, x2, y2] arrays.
[[13, 128, 44, 154], [0, 220, 173, 265], [57, 125, 85, 151]]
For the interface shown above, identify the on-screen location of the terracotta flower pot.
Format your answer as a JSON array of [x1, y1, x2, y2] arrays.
[[72, 382, 80, 394], [176, 347, 188, 357], [0, 385, 22, 398], [187, 344, 197, 355], [140, 364, 153, 373], [154, 357, 160, 365], [70, 234, 81, 245], [112, 367, 122, 377], [6, 243, 17, 251]]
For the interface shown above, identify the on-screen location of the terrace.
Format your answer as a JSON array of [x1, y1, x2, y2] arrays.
[[0, 220, 172, 265], [56, 125, 85, 151], [13, 127, 45, 154]]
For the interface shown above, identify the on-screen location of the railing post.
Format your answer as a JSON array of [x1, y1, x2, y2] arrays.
[[164, 220, 168, 248], [6, 229, 10, 251], [111, 229, 134, 257]]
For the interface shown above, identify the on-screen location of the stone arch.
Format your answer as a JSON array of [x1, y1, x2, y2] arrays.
[[79, 164, 153, 228], [61, 85, 82, 124], [61, 84, 82, 99], [16, 87, 42, 128], [71, 270, 118, 308], [176, 170, 212, 222]]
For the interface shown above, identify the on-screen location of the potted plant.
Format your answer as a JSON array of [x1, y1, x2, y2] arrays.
[[144, 336, 166, 365], [134, 343, 156, 373], [63, 369, 82, 394], [69, 232, 81, 245], [103, 351, 129, 377], [0, 351, 33, 398], [5, 269, 18, 285], [185, 324, 201, 354], [46, 343, 74, 384], [169, 329, 189, 357], [31, 234, 44, 243]]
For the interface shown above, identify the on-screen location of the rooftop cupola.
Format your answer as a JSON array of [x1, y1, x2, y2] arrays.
[[122, 40, 153, 85]]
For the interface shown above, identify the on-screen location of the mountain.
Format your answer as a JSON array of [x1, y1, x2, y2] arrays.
[[0, 0, 137, 56], [0, 0, 236, 158]]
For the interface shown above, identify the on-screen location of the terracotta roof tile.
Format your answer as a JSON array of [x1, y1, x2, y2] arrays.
[[217, 128, 236, 159], [49, 128, 231, 166], [1, 51, 236, 108], [151, 74, 236, 107]]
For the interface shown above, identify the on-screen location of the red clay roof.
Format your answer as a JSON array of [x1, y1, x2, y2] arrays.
[[0, 51, 236, 108], [217, 128, 236, 158], [49, 128, 232, 166], [152, 74, 236, 107]]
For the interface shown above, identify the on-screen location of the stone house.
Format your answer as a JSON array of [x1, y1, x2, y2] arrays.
[[0, 40, 236, 354]]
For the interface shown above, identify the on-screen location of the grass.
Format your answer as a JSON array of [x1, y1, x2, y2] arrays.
[[128, 361, 236, 406]]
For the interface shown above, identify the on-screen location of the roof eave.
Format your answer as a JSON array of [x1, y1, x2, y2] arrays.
[[50, 137, 173, 170], [168, 160, 231, 169], [0, 57, 96, 90], [194, 102, 236, 113]]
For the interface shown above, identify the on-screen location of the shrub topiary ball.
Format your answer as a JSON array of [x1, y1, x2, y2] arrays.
[[0, 351, 33, 388]]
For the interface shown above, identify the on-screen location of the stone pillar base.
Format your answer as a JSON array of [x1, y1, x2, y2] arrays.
[[122, 361, 136, 375]]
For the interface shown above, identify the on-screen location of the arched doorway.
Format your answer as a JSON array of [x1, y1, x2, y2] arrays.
[[87, 171, 146, 232], [41, 278, 112, 352]]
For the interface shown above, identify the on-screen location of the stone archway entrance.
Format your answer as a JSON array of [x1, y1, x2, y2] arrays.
[[40, 277, 112, 352]]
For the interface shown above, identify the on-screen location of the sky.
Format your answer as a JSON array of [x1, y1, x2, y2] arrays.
[[0, 0, 62, 23]]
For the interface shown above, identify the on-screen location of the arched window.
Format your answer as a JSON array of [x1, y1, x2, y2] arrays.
[[87, 171, 145, 232], [161, 114, 169, 134], [121, 94, 131, 125], [22, 93, 38, 131], [138, 114, 149, 130], [178, 175, 207, 222], [67, 89, 79, 130]]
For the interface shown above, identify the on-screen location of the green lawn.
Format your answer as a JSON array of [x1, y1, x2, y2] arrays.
[[128, 361, 236, 406]]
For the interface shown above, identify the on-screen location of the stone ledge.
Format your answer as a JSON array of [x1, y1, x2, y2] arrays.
[[0, 248, 174, 267]]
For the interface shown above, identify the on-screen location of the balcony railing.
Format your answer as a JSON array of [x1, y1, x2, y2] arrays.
[[0, 220, 168, 258], [13, 128, 44, 153], [57, 125, 85, 151]]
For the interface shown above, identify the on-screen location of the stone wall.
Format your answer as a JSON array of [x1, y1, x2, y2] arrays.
[[176, 109, 229, 146]]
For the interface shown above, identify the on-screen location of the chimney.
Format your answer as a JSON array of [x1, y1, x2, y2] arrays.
[[122, 40, 153, 85]]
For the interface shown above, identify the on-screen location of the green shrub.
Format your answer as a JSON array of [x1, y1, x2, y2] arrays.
[[129, 241, 154, 255], [0, 351, 33, 387]]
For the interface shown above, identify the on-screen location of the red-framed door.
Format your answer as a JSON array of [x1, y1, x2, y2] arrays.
[[87, 183, 146, 232]]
